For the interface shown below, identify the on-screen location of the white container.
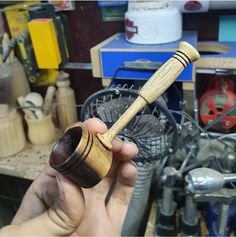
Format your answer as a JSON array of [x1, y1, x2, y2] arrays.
[[125, 4, 182, 44], [128, 1, 168, 12]]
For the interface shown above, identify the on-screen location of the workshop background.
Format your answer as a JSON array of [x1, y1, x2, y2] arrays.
[[0, 1, 236, 236]]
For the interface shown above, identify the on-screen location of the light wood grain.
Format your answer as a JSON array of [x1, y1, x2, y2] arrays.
[[196, 42, 236, 69], [97, 41, 200, 149], [90, 33, 120, 78], [49, 124, 112, 188], [8, 58, 31, 106], [0, 131, 61, 180], [0, 104, 9, 117], [25, 113, 56, 145], [0, 108, 26, 158], [56, 73, 78, 131], [43, 85, 56, 115], [197, 42, 231, 54]]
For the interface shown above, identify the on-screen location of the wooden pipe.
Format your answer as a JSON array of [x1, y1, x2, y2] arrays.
[[49, 41, 200, 188]]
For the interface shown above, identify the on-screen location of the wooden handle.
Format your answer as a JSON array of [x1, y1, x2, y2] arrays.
[[139, 42, 200, 104], [43, 86, 56, 115], [2, 33, 14, 62], [97, 41, 200, 149], [0, 104, 9, 117]]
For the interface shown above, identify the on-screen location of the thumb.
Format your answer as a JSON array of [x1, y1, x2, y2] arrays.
[[0, 174, 84, 236]]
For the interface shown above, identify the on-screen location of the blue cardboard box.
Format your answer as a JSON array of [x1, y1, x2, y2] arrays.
[[90, 31, 198, 84]]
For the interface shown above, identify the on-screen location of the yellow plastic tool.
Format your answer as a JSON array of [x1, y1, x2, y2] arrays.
[[28, 18, 61, 69]]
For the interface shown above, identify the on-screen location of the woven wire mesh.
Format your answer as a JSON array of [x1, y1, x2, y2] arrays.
[[81, 87, 178, 165]]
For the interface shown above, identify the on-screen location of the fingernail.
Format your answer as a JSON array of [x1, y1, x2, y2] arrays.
[[92, 118, 107, 128], [124, 141, 139, 150], [114, 136, 123, 142], [56, 174, 64, 200]]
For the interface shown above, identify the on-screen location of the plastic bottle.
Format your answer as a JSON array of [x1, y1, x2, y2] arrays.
[[55, 71, 78, 131]]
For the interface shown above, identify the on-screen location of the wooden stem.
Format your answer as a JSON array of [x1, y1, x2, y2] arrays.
[[43, 86, 56, 115], [97, 41, 200, 149]]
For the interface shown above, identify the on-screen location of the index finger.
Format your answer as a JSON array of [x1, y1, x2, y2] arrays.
[[82, 118, 138, 158]]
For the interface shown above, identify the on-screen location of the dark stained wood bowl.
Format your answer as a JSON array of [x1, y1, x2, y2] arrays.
[[49, 124, 112, 188]]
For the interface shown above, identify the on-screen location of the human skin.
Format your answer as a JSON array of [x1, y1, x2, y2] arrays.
[[0, 118, 138, 236]]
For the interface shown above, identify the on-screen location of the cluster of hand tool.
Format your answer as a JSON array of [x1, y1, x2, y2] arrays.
[[155, 121, 236, 237]]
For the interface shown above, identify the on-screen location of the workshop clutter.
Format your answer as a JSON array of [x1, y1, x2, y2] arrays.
[[3, 2, 73, 85], [0, 71, 78, 157], [21, 91, 56, 145], [153, 121, 236, 237], [89, 27, 236, 235], [1, 1, 236, 235], [199, 76, 236, 131], [15, 71, 78, 146], [77, 72, 236, 236], [0, 34, 30, 106], [0, 2, 78, 152]]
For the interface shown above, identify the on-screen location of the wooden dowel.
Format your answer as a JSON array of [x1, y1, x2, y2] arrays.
[[43, 86, 56, 115]]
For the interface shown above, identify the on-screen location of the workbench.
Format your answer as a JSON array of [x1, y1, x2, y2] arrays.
[[0, 141, 54, 180]]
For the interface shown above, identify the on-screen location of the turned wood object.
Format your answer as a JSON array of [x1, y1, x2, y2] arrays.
[[9, 58, 30, 106], [49, 41, 200, 188], [25, 113, 56, 145], [55, 72, 78, 131], [0, 105, 26, 158], [43, 86, 56, 115]]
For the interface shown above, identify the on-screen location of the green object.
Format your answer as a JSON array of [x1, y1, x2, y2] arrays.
[[101, 5, 127, 22], [219, 15, 236, 42]]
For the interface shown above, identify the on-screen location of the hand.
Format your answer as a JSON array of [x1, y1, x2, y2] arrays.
[[0, 118, 138, 236]]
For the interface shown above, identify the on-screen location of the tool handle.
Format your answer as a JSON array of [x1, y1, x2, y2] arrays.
[[140, 41, 199, 104], [223, 173, 236, 183], [98, 41, 200, 149], [43, 86, 56, 115]]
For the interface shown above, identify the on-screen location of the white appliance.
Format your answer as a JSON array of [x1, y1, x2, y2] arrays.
[[125, 1, 182, 44]]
